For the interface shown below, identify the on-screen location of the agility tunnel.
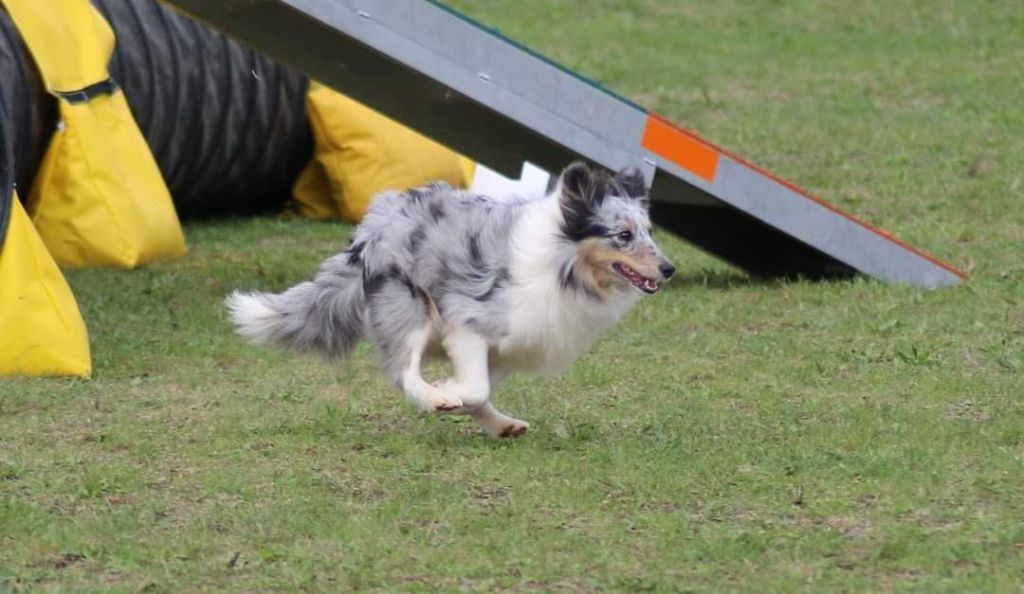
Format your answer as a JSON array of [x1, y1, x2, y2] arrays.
[[0, 0, 472, 376], [0, 0, 963, 377]]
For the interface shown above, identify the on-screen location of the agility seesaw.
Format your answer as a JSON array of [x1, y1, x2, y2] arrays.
[[159, 0, 965, 288]]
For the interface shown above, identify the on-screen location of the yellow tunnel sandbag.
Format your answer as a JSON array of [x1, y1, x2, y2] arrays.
[[459, 156, 477, 189], [290, 145, 478, 224], [28, 93, 187, 267], [289, 159, 340, 221], [3, 0, 186, 268], [305, 82, 472, 223], [0, 194, 91, 377]]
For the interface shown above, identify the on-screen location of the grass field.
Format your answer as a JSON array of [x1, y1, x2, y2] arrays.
[[3, 1, 1023, 591]]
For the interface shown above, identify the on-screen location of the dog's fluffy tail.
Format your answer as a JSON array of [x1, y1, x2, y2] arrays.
[[226, 258, 365, 359]]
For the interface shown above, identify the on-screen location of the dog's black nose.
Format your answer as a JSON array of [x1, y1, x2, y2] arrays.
[[660, 262, 676, 279]]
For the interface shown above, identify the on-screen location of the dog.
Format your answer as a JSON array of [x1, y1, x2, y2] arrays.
[[226, 162, 675, 437]]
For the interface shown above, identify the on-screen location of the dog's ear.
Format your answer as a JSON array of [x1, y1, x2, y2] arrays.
[[559, 162, 595, 203], [559, 162, 605, 240], [615, 165, 648, 200], [559, 161, 602, 213]]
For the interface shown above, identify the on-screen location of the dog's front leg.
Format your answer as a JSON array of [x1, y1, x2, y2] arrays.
[[467, 366, 530, 439], [471, 401, 530, 438], [436, 327, 529, 437]]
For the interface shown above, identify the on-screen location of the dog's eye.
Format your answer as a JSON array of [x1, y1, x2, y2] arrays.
[[616, 230, 634, 242]]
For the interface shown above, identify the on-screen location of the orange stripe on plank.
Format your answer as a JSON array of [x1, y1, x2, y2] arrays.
[[641, 114, 720, 182], [641, 114, 965, 280]]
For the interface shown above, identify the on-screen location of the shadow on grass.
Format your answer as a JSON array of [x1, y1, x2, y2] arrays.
[[664, 268, 761, 291], [665, 268, 864, 292]]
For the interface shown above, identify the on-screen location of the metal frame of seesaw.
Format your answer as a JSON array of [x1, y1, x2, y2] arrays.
[[158, 0, 965, 288]]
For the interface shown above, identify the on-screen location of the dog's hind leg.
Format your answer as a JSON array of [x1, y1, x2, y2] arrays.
[[395, 325, 463, 413], [434, 326, 492, 410], [366, 276, 461, 413]]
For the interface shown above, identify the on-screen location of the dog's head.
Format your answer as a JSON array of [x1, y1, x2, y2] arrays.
[[557, 161, 675, 298]]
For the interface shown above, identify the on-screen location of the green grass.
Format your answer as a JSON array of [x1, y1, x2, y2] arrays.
[[2, 1, 1023, 591]]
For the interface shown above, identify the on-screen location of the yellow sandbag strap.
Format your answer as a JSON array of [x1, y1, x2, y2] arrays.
[[0, 0, 111, 92], [0, 194, 91, 377], [2, 0, 186, 268]]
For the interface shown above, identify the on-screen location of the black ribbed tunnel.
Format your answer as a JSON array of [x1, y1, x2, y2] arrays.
[[0, 100, 13, 251], [0, 0, 313, 234]]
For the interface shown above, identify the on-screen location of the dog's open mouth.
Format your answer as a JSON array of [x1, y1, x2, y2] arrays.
[[612, 262, 659, 294]]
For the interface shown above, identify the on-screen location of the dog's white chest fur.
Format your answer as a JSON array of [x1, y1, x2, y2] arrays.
[[494, 199, 640, 376]]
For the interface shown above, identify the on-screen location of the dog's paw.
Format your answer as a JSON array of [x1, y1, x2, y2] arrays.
[[420, 390, 463, 413], [497, 420, 530, 438], [430, 379, 487, 409], [432, 397, 463, 413]]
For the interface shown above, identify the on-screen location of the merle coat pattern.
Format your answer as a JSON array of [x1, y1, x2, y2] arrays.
[[228, 162, 675, 437]]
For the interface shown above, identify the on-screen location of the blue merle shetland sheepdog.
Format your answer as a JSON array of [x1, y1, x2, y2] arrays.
[[227, 162, 675, 437]]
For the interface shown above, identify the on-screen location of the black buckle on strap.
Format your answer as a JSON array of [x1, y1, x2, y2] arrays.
[[55, 78, 120, 104]]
